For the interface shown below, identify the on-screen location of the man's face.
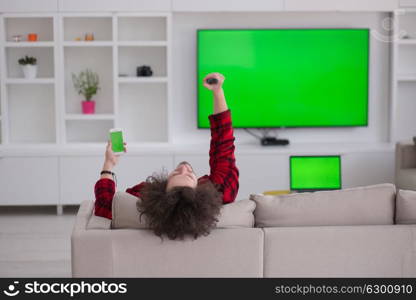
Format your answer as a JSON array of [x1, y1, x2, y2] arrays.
[[166, 161, 197, 191]]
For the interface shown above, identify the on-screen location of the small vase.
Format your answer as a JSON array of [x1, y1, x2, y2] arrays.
[[22, 65, 37, 79], [82, 100, 95, 114]]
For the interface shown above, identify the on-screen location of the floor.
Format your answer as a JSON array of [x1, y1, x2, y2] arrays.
[[0, 205, 79, 277]]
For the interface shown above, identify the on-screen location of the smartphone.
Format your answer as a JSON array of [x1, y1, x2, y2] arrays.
[[109, 128, 125, 154]]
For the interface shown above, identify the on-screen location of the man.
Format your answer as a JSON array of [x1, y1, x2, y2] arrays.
[[94, 72, 239, 240]]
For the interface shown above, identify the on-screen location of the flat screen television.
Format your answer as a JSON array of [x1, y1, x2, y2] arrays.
[[290, 155, 342, 191], [197, 28, 369, 128]]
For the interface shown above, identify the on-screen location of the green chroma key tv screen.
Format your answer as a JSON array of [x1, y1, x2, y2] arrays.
[[197, 28, 369, 128], [290, 156, 342, 191]]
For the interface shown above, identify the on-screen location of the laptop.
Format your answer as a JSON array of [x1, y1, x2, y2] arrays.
[[290, 155, 342, 193]]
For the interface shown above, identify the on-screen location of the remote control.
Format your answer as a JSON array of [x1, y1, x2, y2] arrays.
[[206, 78, 218, 85]]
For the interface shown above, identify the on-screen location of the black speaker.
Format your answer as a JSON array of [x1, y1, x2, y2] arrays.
[[260, 137, 289, 146]]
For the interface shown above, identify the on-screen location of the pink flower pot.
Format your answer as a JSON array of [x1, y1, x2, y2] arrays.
[[82, 101, 95, 114]]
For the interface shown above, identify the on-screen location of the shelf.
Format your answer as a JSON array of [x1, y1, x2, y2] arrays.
[[397, 45, 416, 75], [397, 12, 416, 41], [63, 16, 112, 42], [5, 78, 55, 84], [398, 39, 416, 45], [6, 47, 54, 80], [394, 83, 416, 141], [65, 114, 115, 120], [63, 41, 113, 47], [5, 42, 54, 47], [7, 84, 56, 143], [64, 46, 113, 115], [117, 41, 167, 47], [118, 46, 167, 77], [66, 119, 114, 143], [4, 17, 54, 43], [393, 10, 416, 143], [119, 83, 168, 142], [397, 74, 416, 81], [118, 76, 168, 83], [118, 16, 166, 42]]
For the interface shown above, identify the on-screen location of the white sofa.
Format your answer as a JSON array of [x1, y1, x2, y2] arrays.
[[71, 183, 416, 277], [396, 142, 416, 191]]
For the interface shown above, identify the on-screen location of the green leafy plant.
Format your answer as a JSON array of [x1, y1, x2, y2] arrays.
[[18, 55, 37, 65], [72, 69, 100, 101]]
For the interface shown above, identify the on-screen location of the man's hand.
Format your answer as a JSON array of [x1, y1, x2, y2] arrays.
[[203, 72, 228, 114], [203, 72, 225, 92]]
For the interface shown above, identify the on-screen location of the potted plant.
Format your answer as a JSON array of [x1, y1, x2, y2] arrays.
[[72, 69, 100, 114], [18, 55, 37, 79]]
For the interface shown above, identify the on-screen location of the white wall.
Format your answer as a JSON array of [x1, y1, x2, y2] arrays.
[[171, 12, 392, 145]]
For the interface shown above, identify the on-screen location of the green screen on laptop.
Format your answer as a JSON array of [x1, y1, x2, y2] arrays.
[[290, 156, 342, 191]]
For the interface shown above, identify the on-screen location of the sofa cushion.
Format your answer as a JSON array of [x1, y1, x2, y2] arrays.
[[250, 183, 396, 227], [111, 191, 256, 229], [215, 199, 256, 228], [263, 225, 415, 277], [396, 169, 416, 191], [111, 191, 148, 229], [86, 214, 111, 230], [396, 189, 416, 224]]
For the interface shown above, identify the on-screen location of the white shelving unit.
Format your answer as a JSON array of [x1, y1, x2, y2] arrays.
[[0, 13, 59, 145], [60, 13, 114, 144], [116, 13, 169, 143], [0, 12, 171, 146], [391, 8, 416, 142], [58, 12, 170, 144]]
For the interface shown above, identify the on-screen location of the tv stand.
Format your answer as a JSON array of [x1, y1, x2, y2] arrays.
[[260, 137, 289, 146]]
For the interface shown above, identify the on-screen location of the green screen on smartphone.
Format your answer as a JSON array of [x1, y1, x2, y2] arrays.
[[110, 130, 124, 153], [290, 156, 341, 190]]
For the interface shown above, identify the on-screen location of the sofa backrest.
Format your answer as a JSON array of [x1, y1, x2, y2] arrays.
[[250, 183, 396, 227], [396, 189, 416, 224], [111, 191, 256, 229], [74, 200, 264, 278], [396, 142, 416, 170]]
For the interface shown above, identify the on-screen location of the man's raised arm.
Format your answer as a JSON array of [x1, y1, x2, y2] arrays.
[[202, 73, 239, 203]]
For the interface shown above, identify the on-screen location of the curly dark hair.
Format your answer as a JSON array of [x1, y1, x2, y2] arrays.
[[136, 172, 223, 241]]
